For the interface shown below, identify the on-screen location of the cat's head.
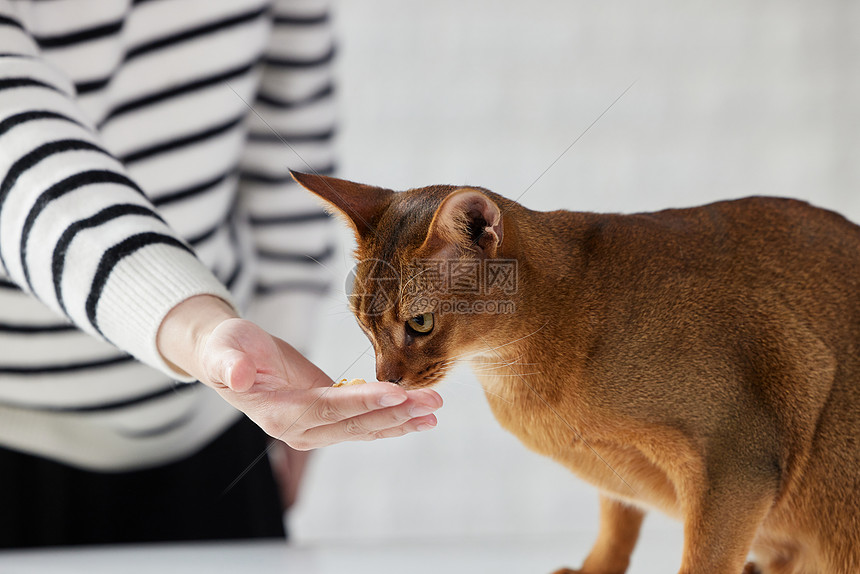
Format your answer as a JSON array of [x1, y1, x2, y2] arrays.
[[292, 171, 520, 389]]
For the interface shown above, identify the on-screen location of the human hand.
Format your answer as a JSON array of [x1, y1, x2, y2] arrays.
[[157, 295, 442, 450]]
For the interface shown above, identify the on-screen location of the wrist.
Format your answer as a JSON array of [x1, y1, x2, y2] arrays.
[[156, 294, 239, 379]]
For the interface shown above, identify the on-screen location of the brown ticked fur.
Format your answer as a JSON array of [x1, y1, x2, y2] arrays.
[[292, 171, 860, 574]]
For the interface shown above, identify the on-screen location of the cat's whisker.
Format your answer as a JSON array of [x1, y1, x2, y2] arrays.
[[323, 302, 360, 315], [471, 353, 526, 364], [472, 367, 541, 375], [470, 361, 525, 371], [441, 325, 549, 365], [327, 311, 358, 319], [442, 378, 513, 404], [304, 253, 336, 276], [473, 321, 550, 357], [469, 357, 541, 375], [471, 355, 537, 369], [443, 349, 486, 363], [325, 284, 352, 298], [454, 347, 495, 361], [327, 305, 354, 318]]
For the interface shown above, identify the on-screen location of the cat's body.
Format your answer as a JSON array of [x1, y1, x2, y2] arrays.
[[475, 196, 860, 574], [292, 171, 860, 574]]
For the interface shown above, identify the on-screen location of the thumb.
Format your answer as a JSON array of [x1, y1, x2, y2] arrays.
[[207, 348, 256, 392]]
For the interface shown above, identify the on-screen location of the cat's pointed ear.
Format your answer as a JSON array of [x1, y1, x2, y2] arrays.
[[420, 188, 503, 258], [290, 170, 393, 240]]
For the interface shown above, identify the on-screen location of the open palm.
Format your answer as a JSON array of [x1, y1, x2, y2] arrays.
[[197, 318, 442, 450]]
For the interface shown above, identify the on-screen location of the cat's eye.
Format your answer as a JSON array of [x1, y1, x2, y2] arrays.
[[406, 313, 434, 335]]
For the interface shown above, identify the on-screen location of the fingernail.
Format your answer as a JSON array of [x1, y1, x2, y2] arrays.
[[380, 394, 405, 407], [409, 405, 435, 417], [416, 422, 435, 432]]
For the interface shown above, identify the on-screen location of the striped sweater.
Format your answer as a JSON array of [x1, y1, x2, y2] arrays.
[[0, 0, 335, 470]]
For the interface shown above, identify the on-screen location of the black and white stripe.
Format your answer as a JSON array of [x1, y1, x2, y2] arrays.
[[0, 0, 335, 471]]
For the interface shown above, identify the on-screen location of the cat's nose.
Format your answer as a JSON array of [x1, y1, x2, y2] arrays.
[[376, 360, 404, 385]]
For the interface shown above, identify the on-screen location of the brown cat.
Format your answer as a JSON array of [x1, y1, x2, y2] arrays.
[[291, 170, 860, 574]]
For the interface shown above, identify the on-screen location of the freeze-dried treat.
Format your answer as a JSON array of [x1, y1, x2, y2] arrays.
[[332, 378, 367, 387]]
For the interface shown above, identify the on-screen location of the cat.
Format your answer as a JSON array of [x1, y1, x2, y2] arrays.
[[291, 170, 860, 574]]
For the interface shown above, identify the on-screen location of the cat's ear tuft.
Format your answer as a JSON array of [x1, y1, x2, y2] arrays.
[[290, 170, 394, 241], [421, 188, 503, 258]]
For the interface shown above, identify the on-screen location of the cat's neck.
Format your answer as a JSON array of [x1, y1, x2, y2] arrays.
[[473, 204, 599, 396]]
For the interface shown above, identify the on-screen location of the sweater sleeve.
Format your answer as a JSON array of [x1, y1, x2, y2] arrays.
[[238, 0, 336, 346], [0, 3, 235, 380]]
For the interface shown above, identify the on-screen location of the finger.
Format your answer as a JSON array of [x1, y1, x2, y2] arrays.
[[300, 413, 438, 448], [226, 352, 257, 392], [304, 385, 442, 425], [298, 397, 441, 446], [201, 347, 249, 391], [403, 388, 444, 410], [304, 382, 409, 426], [370, 413, 438, 439], [301, 386, 442, 432], [229, 385, 443, 449]]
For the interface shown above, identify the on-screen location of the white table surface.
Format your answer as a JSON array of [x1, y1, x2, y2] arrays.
[[0, 531, 684, 574]]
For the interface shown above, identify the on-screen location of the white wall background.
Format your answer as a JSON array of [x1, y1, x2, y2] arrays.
[[290, 0, 859, 570]]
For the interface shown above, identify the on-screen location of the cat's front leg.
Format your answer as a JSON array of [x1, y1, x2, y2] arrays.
[[551, 494, 645, 574], [676, 465, 776, 574]]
